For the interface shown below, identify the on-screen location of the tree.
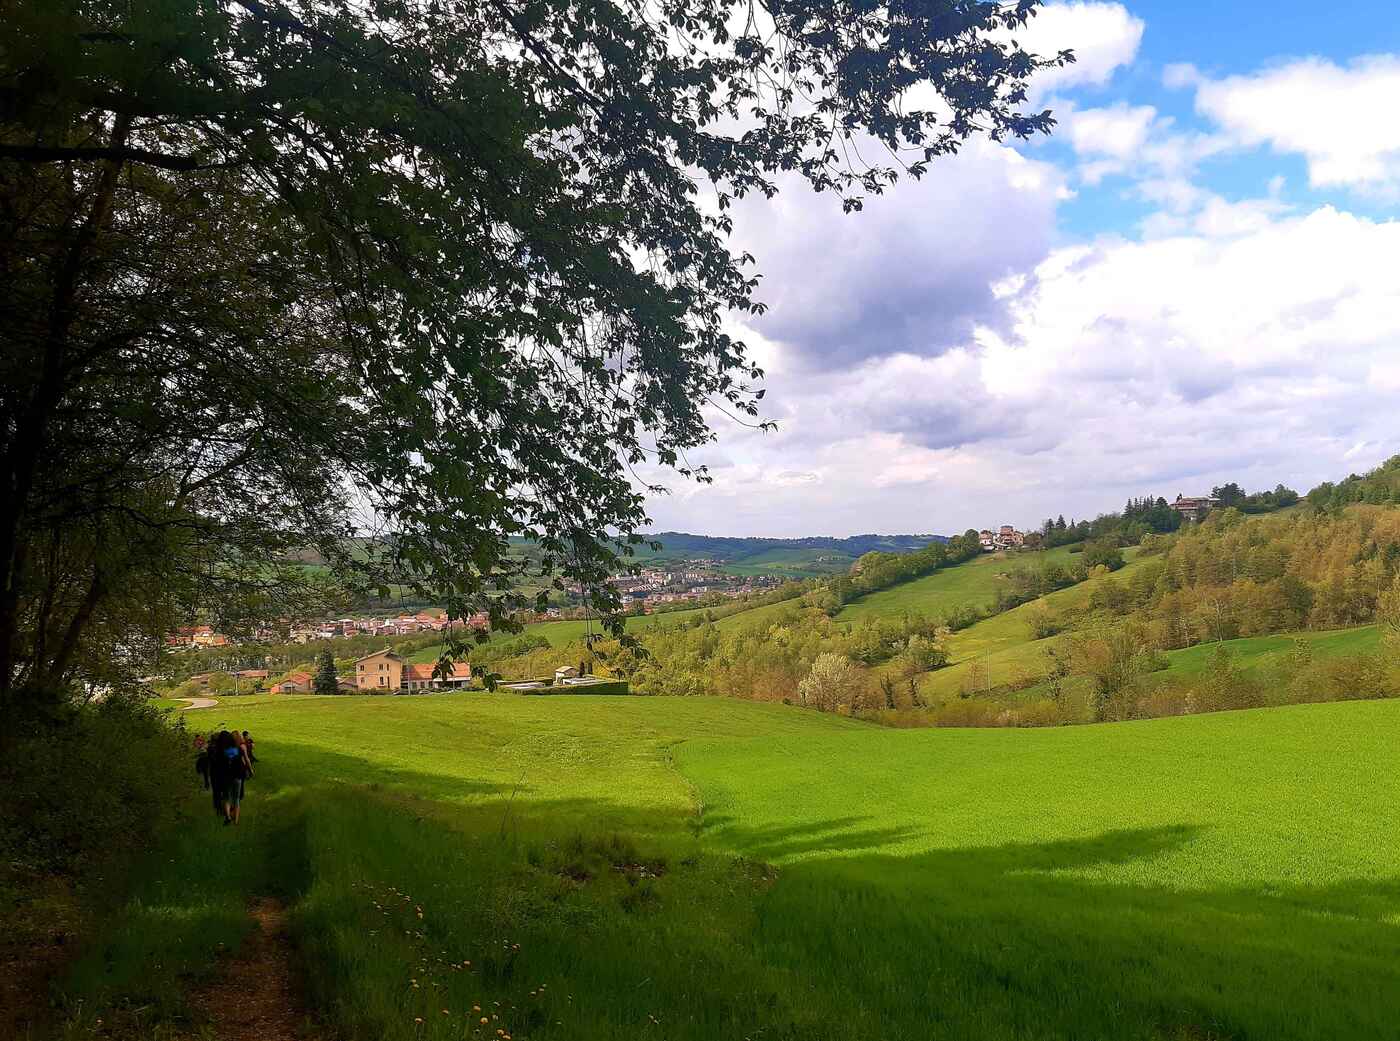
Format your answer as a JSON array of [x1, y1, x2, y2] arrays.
[[1082, 540, 1125, 572], [2, 0, 1069, 707], [1, 0, 1070, 705], [797, 653, 866, 713], [314, 649, 338, 696]]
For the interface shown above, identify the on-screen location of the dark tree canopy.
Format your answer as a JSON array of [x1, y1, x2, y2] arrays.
[[0, 0, 1068, 698]]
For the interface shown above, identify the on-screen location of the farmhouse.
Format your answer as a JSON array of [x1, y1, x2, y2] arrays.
[[271, 670, 313, 693], [354, 649, 473, 692], [1170, 495, 1218, 523]]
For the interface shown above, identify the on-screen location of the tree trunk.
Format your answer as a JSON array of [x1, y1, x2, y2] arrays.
[[0, 115, 130, 698]]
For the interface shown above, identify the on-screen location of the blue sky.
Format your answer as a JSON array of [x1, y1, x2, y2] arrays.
[[642, 1, 1400, 537]]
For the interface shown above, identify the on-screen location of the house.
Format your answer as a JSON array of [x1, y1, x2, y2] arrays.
[[1170, 495, 1218, 523], [979, 526, 1027, 552], [355, 649, 472, 692], [554, 665, 579, 682], [234, 669, 269, 681], [189, 671, 215, 690], [336, 675, 359, 694], [355, 649, 405, 691], [271, 670, 313, 693], [401, 661, 474, 691]]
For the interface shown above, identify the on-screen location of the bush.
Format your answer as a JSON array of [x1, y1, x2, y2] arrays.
[[0, 692, 190, 884]]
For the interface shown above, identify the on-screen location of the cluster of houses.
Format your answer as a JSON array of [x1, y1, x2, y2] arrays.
[[978, 526, 1027, 552], [165, 625, 231, 649], [284, 609, 484, 644], [605, 566, 777, 608], [166, 609, 494, 651]]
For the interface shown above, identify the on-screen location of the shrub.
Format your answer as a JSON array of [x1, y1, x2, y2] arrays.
[[0, 693, 190, 883], [798, 654, 867, 713]]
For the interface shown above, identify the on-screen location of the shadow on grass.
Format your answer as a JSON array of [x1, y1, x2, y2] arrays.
[[61, 741, 1400, 1041]]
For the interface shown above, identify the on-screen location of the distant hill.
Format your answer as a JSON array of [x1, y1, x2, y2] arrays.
[[638, 531, 948, 559], [623, 531, 949, 578]]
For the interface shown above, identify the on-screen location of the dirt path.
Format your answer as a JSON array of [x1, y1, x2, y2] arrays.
[[185, 897, 322, 1040], [176, 695, 219, 710]]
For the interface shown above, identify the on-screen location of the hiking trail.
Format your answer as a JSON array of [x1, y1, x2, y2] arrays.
[[184, 896, 322, 1041]]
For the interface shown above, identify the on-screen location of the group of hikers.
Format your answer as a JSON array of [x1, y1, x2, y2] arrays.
[[193, 730, 257, 825]]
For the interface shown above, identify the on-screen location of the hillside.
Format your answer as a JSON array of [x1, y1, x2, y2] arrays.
[[625, 531, 949, 577], [835, 545, 1080, 622], [64, 693, 1400, 1041]]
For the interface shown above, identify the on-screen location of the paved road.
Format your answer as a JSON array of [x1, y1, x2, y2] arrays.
[[175, 696, 219, 710]]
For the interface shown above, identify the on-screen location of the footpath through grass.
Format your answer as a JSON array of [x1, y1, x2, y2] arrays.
[[60, 693, 1400, 1041]]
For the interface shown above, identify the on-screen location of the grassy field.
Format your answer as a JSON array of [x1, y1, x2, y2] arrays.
[[61, 693, 1400, 1040], [1158, 624, 1380, 677], [919, 549, 1153, 700], [836, 546, 1080, 623]]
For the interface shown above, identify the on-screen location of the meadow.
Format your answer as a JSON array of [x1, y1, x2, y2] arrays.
[[835, 545, 1078, 623], [59, 692, 1400, 1040]]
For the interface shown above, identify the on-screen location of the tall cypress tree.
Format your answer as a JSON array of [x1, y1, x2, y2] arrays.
[[314, 650, 339, 696]]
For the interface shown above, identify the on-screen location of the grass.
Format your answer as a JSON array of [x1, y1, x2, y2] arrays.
[[920, 549, 1152, 700], [836, 546, 1080, 622], [61, 693, 1400, 1041], [1158, 625, 1380, 677]]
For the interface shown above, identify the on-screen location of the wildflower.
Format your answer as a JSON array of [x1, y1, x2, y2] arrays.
[[414, 1017, 423, 1024], [480, 1017, 489, 1025]]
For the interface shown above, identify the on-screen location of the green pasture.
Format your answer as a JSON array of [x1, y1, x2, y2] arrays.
[[836, 545, 1079, 623], [62, 693, 1400, 1040], [1159, 625, 1380, 677], [921, 549, 1152, 699]]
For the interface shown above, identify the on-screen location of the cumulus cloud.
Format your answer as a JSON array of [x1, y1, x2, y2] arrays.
[[647, 206, 1400, 536], [1191, 56, 1400, 191], [1014, 1, 1145, 94], [729, 140, 1063, 367]]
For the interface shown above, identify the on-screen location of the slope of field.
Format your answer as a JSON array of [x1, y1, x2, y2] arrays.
[[75, 694, 1400, 1041], [1159, 624, 1380, 677], [835, 545, 1079, 622], [920, 548, 1153, 700]]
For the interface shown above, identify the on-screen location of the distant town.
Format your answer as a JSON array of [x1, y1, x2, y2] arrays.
[[167, 561, 783, 651]]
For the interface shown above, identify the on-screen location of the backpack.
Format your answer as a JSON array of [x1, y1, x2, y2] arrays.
[[223, 745, 246, 780], [195, 751, 208, 776]]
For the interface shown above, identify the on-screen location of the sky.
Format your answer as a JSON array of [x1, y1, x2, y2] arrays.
[[638, 0, 1400, 538]]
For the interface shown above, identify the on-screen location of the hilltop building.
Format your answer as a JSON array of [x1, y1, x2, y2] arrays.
[[979, 526, 1027, 552], [1170, 495, 1219, 523]]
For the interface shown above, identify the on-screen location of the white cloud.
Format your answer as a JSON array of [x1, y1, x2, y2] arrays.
[[647, 206, 1400, 536], [1193, 56, 1400, 191], [1015, 2, 1145, 95], [1068, 103, 1158, 159], [729, 139, 1064, 366]]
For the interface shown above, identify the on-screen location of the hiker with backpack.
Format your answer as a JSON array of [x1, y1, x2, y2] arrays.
[[220, 731, 254, 825], [242, 731, 257, 763]]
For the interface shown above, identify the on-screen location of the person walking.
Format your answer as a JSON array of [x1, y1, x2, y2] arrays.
[[208, 731, 231, 820], [242, 731, 257, 764], [221, 731, 254, 825]]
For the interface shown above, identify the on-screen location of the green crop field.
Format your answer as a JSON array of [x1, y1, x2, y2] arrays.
[[836, 545, 1080, 623], [65, 693, 1400, 1040]]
